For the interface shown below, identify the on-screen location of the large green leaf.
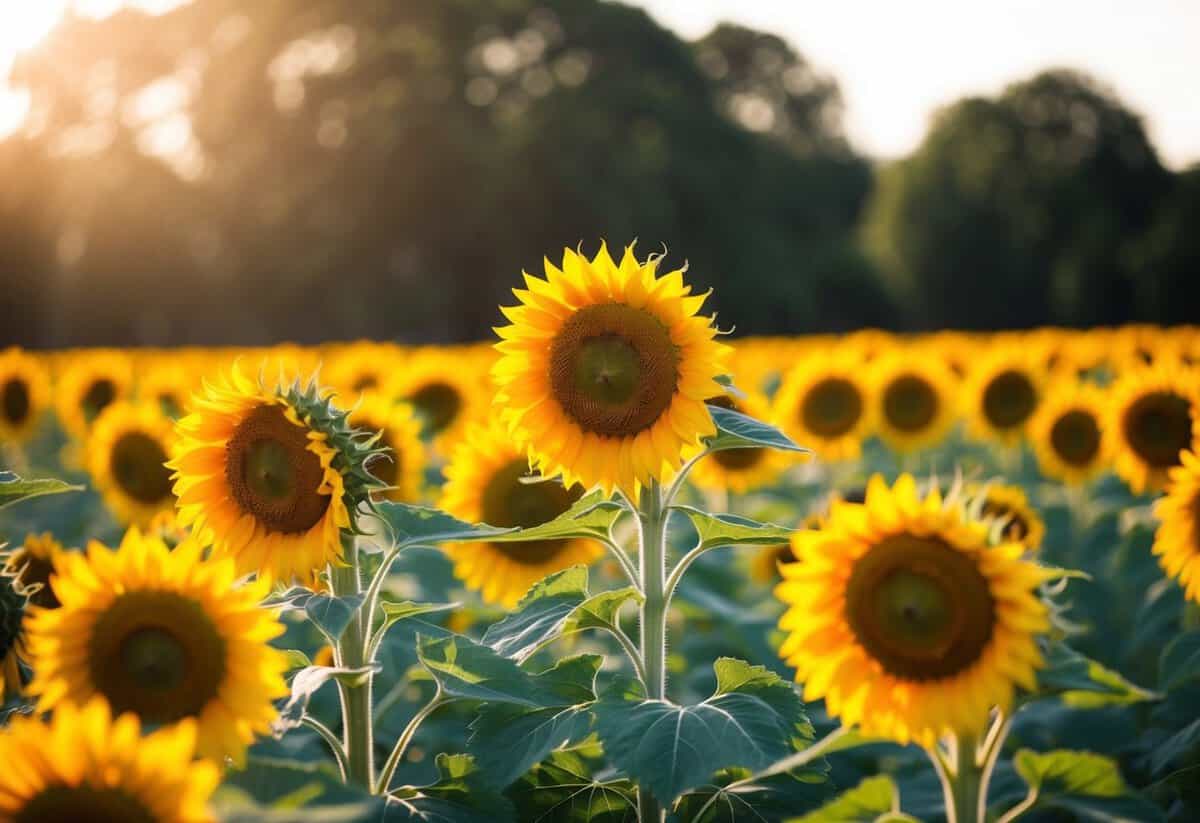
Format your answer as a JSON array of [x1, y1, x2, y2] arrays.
[[388, 753, 515, 823], [485, 490, 626, 545], [595, 658, 811, 803], [1148, 719, 1200, 776], [304, 593, 366, 644], [0, 473, 82, 510], [372, 503, 514, 549], [507, 748, 637, 823], [671, 766, 833, 823], [1008, 749, 1165, 822], [1159, 631, 1200, 692], [674, 506, 796, 550], [705, 406, 807, 453], [1035, 642, 1160, 708], [787, 775, 907, 823]]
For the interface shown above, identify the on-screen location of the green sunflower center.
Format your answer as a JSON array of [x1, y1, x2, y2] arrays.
[[1050, 409, 1101, 466], [482, 458, 584, 565], [82, 378, 117, 423], [89, 590, 227, 725], [409, 383, 462, 436], [845, 534, 995, 681], [2, 377, 30, 425], [801, 377, 863, 438], [1123, 391, 1193, 469], [15, 786, 157, 823], [110, 432, 173, 505], [883, 375, 937, 432], [981, 500, 1031, 542], [549, 303, 681, 437], [227, 404, 331, 534], [982, 370, 1036, 429]]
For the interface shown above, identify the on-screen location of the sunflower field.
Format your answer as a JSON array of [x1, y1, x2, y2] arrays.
[[1, 244, 1199, 823]]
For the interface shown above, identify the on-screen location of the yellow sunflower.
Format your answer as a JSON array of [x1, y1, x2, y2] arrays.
[[969, 483, 1046, 551], [774, 349, 873, 462], [169, 367, 365, 585], [1029, 382, 1109, 485], [87, 402, 177, 527], [25, 530, 288, 765], [439, 421, 602, 607], [0, 347, 51, 444], [54, 349, 133, 440], [1106, 364, 1200, 495], [0, 574, 27, 699], [870, 350, 958, 453], [690, 392, 788, 494], [964, 348, 1043, 445], [386, 349, 482, 452], [775, 474, 1055, 747], [350, 394, 426, 503], [492, 243, 730, 496], [139, 360, 197, 419], [3, 532, 68, 609], [327, 341, 401, 403], [0, 697, 219, 822], [1152, 449, 1200, 604]]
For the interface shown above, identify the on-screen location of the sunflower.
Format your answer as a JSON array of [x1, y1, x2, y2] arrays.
[[0, 697, 219, 822], [492, 243, 730, 496], [87, 403, 177, 527], [386, 349, 482, 451], [969, 483, 1046, 551], [439, 422, 602, 607], [0, 575, 27, 699], [774, 349, 873, 462], [964, 348, 1043, 445], [0, 347, 51, 444], [139, 360, 197, 419], [1029, 382, 1109, 485], [327, 342, 401, 403], [54, 350, 133, 440], [169, 367, 377, 585], [870, 350, 958, 453], [1106, 364, 1200, 494], [349, 394, 426, 503], [690, 392, 788, 494], [25, 530, 288, 765], [775, 474, 1055, 747], [1153, 450, 1200, 604], [3, 532, 68, 609]]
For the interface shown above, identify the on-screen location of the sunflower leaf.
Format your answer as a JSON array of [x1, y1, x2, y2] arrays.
[[1006, 749, 1165, 822], [485, 490, 626, 544], [674, 506, 796, 551], [787, 775, 903, 823], [274, 665, 381, 735], [305, 592, 367, 644], [705, 406, 807, 453], [1035, 642, 1161, 707], [508, 748, 638, 823], [1159, 631, 1200, 692], [379, 598, 459, 632], [0, 474, 82, 510], [372, 503, 515, 549], [387, 753, 515, 822], [594, 658, 812, 804]]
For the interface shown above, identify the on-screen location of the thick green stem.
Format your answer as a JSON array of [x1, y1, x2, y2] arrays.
[[331, 534, 375, 791], [637, 480, 668, 822], [933, 735, 985, 823]]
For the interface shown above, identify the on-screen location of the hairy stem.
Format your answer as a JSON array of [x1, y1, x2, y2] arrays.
[[637, 480, 668, 822], [331, 532, 375, 791], [376, 690, 447, 794]]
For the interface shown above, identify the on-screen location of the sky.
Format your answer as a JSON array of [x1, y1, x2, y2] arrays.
[[636, 0, 1200, 169]]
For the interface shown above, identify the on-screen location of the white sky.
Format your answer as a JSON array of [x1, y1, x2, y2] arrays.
[[635, 0, 1200, 169]]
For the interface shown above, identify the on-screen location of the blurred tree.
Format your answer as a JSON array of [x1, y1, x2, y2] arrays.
[[1132, 166, 1200, 325]]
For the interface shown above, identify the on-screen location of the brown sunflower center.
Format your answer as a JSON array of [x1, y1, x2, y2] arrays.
[[110, 432, 173, 505], [982, 370, 1036, 429], [1050, 409, 1101, 466], [352, 374, 379, 393], [88, 590, 226, 724], [549, 303, 680, 437], [226, 404, 330, 534], [8, 549, 58, 609], [883, 375, 937, 432], [408, 382, 462, 436], [845, 534, 995, 681], [82, 378, 116, 422], [157, 392, 182, 419], [1122, 391, 1193, 470], [801, 377, 863, 438], [0, 579, 23, 661], [2, 378, 30, 424], [981, 500, 1030, 542], [15, 786, 157, 823], [482, 458, 584, 565]]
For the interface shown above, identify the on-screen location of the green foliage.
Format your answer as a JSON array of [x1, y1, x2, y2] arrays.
[[706, 406, 807, 454], [787, 775, 909, 823], [1008, 749, 1166, 822], [1035, 641, 1161, 708], [372, 503, 514, 551], [507, 748, 637, 823], [485, 490, 626, 545], [675, 506, 796, 550], [276, 664, 380, 733], [0, 472, 81, 510]]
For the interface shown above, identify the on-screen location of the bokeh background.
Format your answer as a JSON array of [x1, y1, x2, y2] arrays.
[[1, 0, 1198, 348]]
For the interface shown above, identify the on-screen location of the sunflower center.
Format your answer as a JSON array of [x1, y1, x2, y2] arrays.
[[549, 303, 680, 437], [1050, 409, 1101, 466], [2, 378, 30, 424], [409, 383, 462, 436], [157, 392, 182, 418], [15, 785, 158, 823], [82, 378, 116, 422], [226, 404, 330, 534], [0, 580, 24, 661], [981, 501, 1030, 542], [352, 374, 378, 393], [110, 432, 173, 505], [89, 590, 226, 724], [8, 550, 58, 609], [801, 377, 863, 438], [883, 375, 937, 432], [845, 534, 995, 681], [982, 370, 1036, 429], [1123, 391, 1193, 469], [482, 458, 584, 564]]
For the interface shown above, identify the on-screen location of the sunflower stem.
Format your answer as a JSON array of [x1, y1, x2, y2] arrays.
[[933, 733, 986, 823], [331, 532, 375, 792], [376, 689, 447, 794], [636, 479, 669, 822]]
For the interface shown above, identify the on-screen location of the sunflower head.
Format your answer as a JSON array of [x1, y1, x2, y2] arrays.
[[870, 350, 958, 452], [1107, 364, 1199, 494], [1029, 381, 1109, 485], [968, 483, 1046, 551], [0, 697, 219, 823], [3, 532, 67, 609], [54, 350, 133, 440], [1153, 450, 1200, 604], [385, 349, 482, 451], [775, 474, 1057, 746], [87, 402, 177, 527], [0, 347, 51, 443], [775, 348, 873, 463], [493, 243, 730, 496], [138, 360, 197, 419], [966, 350, 1043, 445]]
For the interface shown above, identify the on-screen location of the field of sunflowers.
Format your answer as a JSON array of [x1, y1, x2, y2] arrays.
[[1, 245, 1199, 823]]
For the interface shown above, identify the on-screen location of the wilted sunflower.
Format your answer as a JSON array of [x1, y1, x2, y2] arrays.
[[170, 367, 378, 584], [493, 243, 730, 495], [0, 575, 27, 699], [54, 349, 133, 440], [440, 422, 601, 607], [870, 351, 958, 453], [0, 697, 219, 823], [386, 349, 481, 450], [0, 347, 50, 444], [1152, 450, 1200, 604], [1029, 382, 1109, 485], [690, 393, 788, 494], [25, 531, 289, 765], [969, 483, 1046, 551], [965, 349, 1043, 445], [1106, 364, 1200, 494], [3, 532, 67, 608], [87, 403, 177, 527], [775, 474, 1055, 747], [775, 350, 873, 462], [350, 394, 425, 502]]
